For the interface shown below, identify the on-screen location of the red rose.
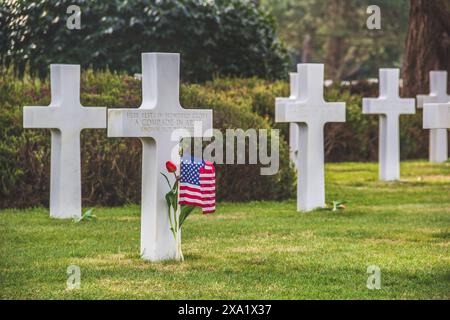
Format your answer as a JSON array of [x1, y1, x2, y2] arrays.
[[166, 161, 177, 173]]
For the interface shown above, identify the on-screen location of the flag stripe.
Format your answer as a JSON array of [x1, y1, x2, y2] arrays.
[[179, 197, 215, 205], [179, 190, 202, 197], [180, 183, 202, 190], [179, 194, 215, 201]]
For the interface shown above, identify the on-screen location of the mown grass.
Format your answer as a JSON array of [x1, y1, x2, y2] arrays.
[[1, 161, 449, 299]]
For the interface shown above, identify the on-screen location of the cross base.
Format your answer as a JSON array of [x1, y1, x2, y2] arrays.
[[378, 114, 401, 181], [139, 137, 179, 261], [429, 129, 448, 163], [297, 122, 326, 211]]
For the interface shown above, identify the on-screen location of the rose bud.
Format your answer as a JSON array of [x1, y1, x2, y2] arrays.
[[166, 161, 177, 173]]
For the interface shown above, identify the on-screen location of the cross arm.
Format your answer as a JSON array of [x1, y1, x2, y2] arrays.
[[185, 108, 213, 138], [79, 106, 107, 130], [275, 101, 345, 124], [423, 103, 450, 129], [417, 94, 450, 109], [417, 71, 450, 108], [362, 98, 415, 115], [417, 94, 436, 109], [23, 106, 61, 129], [108, 109, 134, 137]]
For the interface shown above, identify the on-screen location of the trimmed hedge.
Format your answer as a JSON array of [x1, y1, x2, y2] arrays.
[[200, 78, 429, 162], [0, 70, 295, 208], [0, 71, 431, 209]]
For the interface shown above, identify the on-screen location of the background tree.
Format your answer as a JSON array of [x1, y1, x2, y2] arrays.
[[402, 0, 450, 97], [261, 0, 410, 81]]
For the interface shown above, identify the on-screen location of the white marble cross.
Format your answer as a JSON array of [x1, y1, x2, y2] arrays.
[[23, 65, 106, 219], [423, 102, 450, 134], [363, 68, 415, 181], [277, 73, 301, 169], [108, 53, 213, 261], [276, 64, 346, 211], [417, 71, 450, 163]]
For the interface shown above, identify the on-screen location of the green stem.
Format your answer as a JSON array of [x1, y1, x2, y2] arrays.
[[168, 204, 176, 239]]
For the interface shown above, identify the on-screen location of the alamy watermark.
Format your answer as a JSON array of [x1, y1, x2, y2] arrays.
[[66, 5, 81, 30], [170, 122, 280, 176], [66, 264, 81, 290], [366, 5, 381, 30], [366, 265, 381, 290], [66, 5, 380, 31]]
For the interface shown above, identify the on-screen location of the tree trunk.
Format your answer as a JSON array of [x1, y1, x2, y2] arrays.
[[402, 0, 450, 97], [302, 34, 312, 63], [325, 0, 347, 82]]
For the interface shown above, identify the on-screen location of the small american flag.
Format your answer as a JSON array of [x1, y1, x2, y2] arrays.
[[179, 156, 216, 214]]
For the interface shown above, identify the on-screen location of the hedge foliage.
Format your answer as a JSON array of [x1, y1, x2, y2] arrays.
[[200, 77, 429, 162], [0, 70, 431, 209], [0, 70, 296, 208], [1, 0, 290, 81]]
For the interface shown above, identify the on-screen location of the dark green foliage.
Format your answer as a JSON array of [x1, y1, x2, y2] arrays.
[[1, 0, 289, 81]]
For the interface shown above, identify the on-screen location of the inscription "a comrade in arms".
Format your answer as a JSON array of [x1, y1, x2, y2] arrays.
[[126, 111, 209, 132]]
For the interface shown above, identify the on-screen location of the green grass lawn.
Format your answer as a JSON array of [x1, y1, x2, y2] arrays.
[[1, 161, 449, 299]]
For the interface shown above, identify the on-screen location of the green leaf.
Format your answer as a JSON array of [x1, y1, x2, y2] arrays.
[[332, 200, 347, 211], [73, 208, 97, 223], [179, 205, 196, 227], [160, 172, 172, 189], [165, 192, 176, 210], [319, 200, 347, 212]]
